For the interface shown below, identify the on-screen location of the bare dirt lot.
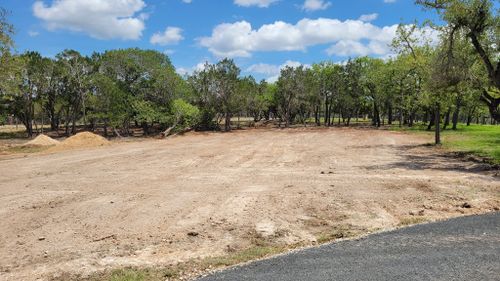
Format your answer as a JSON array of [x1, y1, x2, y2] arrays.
[[0, 128, 498, 281]]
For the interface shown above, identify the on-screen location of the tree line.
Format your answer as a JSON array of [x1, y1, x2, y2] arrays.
[[0, 0, 498, 144]]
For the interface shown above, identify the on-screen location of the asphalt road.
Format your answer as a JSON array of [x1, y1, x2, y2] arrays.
[[198, 212, 500, 281]]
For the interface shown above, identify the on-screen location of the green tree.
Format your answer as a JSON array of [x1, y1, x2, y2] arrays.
[[276, 66, 307, 127], [416, 0, 500, 121]]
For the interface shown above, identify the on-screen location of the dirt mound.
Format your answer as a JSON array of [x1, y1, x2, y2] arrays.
[[24, 135, 60, 146], [61, 132, 109, 147], [48, 132, 109, 152]]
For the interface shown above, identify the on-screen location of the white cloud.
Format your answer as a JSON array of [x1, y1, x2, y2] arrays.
[[234, 0, 279, 8], [28, 31, 40, 37], [302, 0, 332, 12], [247, 60, 309, 82], [199, 18, 401, 58], [150, 27, 184, 45], [33, 0, 146, 40], [384, 0, 397, 3], [358, 13, 378, 22], [200, 18, 439, 58], [326, 40, 388, 56], [176, 60, 211, 76], [182, 0, 192, 3], [247, 63, 280, 76]]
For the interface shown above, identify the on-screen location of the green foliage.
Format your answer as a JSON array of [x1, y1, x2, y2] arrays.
[[90, 73, 131, 128], [276, 66, 307, 126], [188, 59, 241, 131], [170, 98, 200, 129]]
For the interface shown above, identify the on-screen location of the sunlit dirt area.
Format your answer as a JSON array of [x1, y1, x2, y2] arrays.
[[0, 128, 498, 280]]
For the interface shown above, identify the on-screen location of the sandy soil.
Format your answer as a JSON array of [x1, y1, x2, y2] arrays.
[[0, 128, 498, 281]]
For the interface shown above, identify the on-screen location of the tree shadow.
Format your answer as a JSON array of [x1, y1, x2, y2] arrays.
[[359, 144, 499, 174]]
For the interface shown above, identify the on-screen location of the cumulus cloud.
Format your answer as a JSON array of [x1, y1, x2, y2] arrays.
[[199, 18, 400, 58], [234, 0, 279, 8], [358, 13, 378, 22], [326, 40, 388, 56], [302, 0, 332, 12], [200, 18, 439, 58], [33, 0, 146, 40], [247, 60, 309, 82], [150, 27, 184, 45]]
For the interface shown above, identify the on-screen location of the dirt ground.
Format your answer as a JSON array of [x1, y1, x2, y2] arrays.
[[0, 127, 498, 281]]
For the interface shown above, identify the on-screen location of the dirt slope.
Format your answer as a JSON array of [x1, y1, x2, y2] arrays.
[[0, 128, 498, 280]]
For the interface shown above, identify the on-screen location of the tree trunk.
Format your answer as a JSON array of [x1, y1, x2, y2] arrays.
[[480, 90, 500, 122], [324, 98, 329, 127], [328, 102, 334, 126], [224, 113, 232, 131], [427, 109, 435, 131], [452, 101, 460, 130], [443, 108, 451, 130], [387, 104, 393, 125], [142, 122, 149, 136], [71, 109, 77, 135], [314, 105, 320, 126], [113, 127, 122, 138], [435, 104, 441, 145], [372, 102, 381, 127], [24, 115, 33, 138], [103, 120, 108, 137]]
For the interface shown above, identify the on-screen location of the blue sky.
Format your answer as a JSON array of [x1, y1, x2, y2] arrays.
[[2, 0, 439, 81]]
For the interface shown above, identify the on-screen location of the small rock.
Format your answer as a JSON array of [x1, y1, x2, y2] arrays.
[[320, 171, 325, 174], [38, 237, 46, 241], [43, 251, 48, 258], [461, 202, 472, 209], [187, 231, 199, 237]]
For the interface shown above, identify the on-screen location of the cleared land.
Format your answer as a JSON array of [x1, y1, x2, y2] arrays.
[[0, 128, 498, 281]]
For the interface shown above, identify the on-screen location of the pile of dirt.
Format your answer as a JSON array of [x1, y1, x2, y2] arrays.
[[48, 132, 109, 152], [61, 132, 109, 147], [24, 135, 60, 146]]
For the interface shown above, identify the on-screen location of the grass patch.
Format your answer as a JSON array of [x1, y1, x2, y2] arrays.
[[316, 225, 359, 244], [398, 216, 428, 226], [84, 245, 287, 281], [86, 267, 178, 281], [108, 269, 147, 281], [391, 123, 500, 164], [199, 245, 285, 268]]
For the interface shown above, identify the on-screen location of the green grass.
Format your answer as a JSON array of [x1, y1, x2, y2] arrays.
[[392, 123, 500, 164], [88, 267, 178, 281], [108, 269, 147, 281]]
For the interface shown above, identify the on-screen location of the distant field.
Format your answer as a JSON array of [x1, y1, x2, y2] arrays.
[[392, 124, 500, 164]]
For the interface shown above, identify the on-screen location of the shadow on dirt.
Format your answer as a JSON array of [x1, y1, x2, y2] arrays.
[[359, 144, 499, 174]]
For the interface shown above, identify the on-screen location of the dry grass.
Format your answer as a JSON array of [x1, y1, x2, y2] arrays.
[[398, 216, 429, 226]]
